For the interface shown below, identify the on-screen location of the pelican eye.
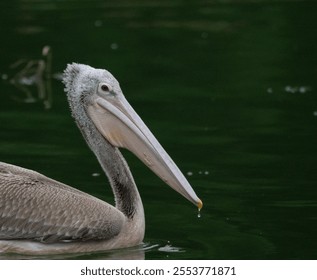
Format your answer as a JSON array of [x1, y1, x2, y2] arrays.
[[98, 83, 114, 96], [101, 84, 110, 92]]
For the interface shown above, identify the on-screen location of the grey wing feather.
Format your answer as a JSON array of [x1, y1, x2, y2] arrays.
[[0, 162, 124, 243]]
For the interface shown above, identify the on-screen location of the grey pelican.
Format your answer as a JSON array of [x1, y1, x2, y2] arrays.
[[0, 63, 202, 255]]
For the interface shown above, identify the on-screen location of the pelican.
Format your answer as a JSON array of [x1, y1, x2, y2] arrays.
[[0, 63, 202, 255]]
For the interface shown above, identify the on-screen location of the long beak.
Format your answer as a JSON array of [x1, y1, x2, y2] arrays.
[[87, 94, 202, 209]]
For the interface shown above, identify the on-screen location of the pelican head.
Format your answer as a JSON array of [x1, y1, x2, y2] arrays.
[[63, 63, 202, 209]]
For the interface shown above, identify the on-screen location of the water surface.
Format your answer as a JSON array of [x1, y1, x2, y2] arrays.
[[0, 0, 317, 259]]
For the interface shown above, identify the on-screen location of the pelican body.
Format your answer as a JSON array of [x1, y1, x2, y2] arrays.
[[0, 63, 202, 255]]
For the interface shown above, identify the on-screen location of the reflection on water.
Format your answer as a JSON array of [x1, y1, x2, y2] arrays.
[[0, 241, 188, 260], [0, 245, 145, 260], [158, 243, 184, 253], [2, 46, 53, 109]]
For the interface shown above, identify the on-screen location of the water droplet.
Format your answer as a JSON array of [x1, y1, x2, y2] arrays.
[[110, 43, 119, 50], [187, 171, 193, 176], [94, 20, 103, 27], [299, 86, 307, 93], [201, 32, 208, 39], [92, 173, 100, 177], [204, 171, 209, 175], [197, 208, 201, 218]]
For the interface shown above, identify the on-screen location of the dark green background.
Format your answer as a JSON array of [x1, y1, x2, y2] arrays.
[[0, 0, 316, 259]]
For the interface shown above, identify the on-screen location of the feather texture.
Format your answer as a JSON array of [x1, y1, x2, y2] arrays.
[[0, 162, 124, 243]]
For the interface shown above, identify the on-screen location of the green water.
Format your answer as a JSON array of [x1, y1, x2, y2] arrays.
[[0, 0, 317, 259]]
